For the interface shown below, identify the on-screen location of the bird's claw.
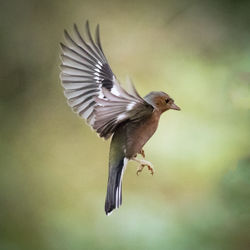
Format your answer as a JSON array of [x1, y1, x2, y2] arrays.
[[136, 166, 143, 176], [136, 161, 154, 176], [132, 156, 154, 176], [147, 164, 154, 175]]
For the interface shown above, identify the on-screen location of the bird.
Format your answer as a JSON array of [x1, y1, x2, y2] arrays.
[[59, 21, 181, 215]]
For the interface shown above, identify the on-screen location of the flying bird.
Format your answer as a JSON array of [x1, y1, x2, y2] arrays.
[[59, 21, 181, 215]]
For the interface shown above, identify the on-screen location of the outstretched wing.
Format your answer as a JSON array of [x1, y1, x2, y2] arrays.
[[60, 21, 153, 139]]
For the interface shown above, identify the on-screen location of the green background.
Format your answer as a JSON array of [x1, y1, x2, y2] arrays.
[[0, 0, 249, 249]]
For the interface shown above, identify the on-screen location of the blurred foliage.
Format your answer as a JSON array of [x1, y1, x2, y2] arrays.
[[0, 0, 249, 249]]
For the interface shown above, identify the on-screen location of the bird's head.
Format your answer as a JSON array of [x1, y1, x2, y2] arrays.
[[144, 91, 181, 113]]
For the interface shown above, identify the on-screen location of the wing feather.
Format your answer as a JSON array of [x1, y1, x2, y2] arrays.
[[60, 21, 153, 138]]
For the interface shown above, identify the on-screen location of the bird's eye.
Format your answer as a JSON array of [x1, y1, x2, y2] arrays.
[[165, 99, 170, 104]]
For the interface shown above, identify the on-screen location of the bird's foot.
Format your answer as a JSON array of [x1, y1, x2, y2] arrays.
[[139, 149, 145, 158], [136, 164, 145, 176], [132, 158, 154, 175]]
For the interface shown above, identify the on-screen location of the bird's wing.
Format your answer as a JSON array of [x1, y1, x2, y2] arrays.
[[60, 21, 153, 139], [93, 87, 153, 139]]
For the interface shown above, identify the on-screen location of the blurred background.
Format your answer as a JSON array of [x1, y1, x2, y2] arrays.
[[0, 0, 249, 249]]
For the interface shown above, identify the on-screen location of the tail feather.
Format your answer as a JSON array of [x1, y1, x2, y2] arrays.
[[105, 157, 128, 215]]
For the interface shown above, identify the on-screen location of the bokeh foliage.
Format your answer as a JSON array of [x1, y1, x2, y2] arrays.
[[0, 0, 249, 249]]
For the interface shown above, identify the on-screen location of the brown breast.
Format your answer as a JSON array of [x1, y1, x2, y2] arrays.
[[125, 110, 161, 158]]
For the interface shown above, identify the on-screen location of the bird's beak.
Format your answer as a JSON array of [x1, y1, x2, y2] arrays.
[[170, 103, 181, 111]]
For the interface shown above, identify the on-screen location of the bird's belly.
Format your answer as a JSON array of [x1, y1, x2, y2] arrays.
[[125, 115, 159, 158]]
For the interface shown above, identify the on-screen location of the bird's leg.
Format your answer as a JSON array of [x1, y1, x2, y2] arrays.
[[132, 157, 154, 175], [139, 149, 145, 158]]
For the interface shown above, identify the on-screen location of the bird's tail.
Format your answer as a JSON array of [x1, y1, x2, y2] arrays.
[[105, 157, 128, 215]]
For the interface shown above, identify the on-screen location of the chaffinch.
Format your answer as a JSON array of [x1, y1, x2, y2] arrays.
[[60, 21, 180, 215]]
